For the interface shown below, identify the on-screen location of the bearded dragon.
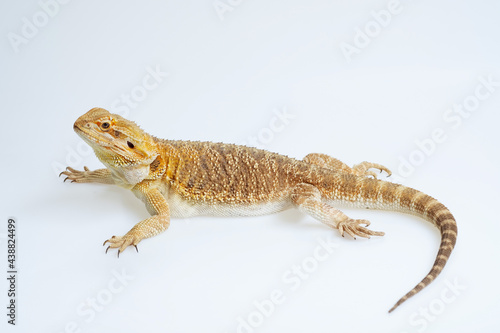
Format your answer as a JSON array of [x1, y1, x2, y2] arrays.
[[60, 107, 457, 312]]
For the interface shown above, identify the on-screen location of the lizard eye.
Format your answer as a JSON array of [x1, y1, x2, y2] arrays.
[[101, 122, 110, 130], [127, 141, 135, 148]]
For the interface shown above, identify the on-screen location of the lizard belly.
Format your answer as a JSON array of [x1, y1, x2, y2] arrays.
[[164, 188, 292, 218]]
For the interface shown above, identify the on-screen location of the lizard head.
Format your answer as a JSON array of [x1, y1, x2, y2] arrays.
[[74, 107, 159, 169]]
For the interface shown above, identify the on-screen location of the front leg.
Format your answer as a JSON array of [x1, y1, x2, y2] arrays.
[[60, 167, 115, 184], [103, 182, 170, 256]]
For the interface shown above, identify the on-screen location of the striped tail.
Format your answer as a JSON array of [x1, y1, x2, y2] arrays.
[[322, 174, 458, 312], [386, 183, 457, 312]]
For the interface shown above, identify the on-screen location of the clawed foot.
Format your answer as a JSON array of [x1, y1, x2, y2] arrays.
[[338, 219, 385, 239], [352, 162, 392, 179], [103, 235, 140, 257], [59, 166, 91, 183]]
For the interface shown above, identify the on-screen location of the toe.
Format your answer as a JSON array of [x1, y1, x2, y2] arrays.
[[344, 227, 357, 239], [118, 238, 134, 253], [338, 224, 345, 237], [360, 220, 371, 227], [355, 228, 373, 238]]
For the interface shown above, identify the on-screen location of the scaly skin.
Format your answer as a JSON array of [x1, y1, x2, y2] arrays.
[[60, 107, 457, 313]]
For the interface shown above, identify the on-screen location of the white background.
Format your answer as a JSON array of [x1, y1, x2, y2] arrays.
[[1, 0, 500, 332]]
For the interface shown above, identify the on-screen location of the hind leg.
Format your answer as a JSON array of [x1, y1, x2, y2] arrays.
[[290, 183, 384, 239], [303, 153, 391, 179]]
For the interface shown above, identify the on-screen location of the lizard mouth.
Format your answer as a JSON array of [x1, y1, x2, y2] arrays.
[[73, 123, 89, 141]]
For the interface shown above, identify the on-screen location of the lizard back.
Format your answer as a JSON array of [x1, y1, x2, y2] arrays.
[[157, 139, 310, 204]]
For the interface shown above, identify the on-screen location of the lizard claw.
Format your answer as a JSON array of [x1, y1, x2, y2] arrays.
[[103, 235, 117, 246], [59, 166, 92, 183], [352, 162, 392, 179], [103, 234, 140, 256], [338, 219, 385, 239]]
